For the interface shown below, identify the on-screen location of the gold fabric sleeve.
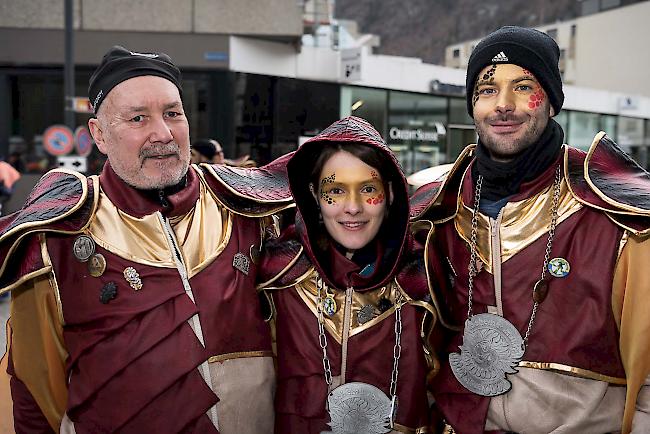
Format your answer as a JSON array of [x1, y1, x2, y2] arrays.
[[10, 272, 68, 431], [612, 233, 650, 433]]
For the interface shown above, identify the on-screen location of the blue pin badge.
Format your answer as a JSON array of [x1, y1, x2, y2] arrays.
[[548, 257, 570, 278]]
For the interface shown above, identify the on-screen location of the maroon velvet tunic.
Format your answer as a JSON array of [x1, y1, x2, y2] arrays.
[[260, 116, 437, 433], [430, 161, 626, 434], [7, 162, 275, 433]]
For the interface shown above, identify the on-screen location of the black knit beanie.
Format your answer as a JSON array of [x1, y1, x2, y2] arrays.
[[466, 26, 564, 117], [88, 46, 182, 114]]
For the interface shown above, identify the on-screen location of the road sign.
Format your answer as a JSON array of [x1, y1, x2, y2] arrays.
[[43, 125, 74, 156], [75, 126, 94, 157], [57, 156, 87, 173]]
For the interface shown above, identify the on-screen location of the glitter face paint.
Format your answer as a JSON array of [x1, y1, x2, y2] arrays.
[[317, 150, 388, 251]]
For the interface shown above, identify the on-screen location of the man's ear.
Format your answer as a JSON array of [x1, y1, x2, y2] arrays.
[[388, 182, 394, 206], [549, 105, 556, 117], [88, 117, 107, 155]]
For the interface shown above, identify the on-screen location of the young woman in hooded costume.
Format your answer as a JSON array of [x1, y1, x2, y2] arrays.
[[258, 116, 441, 433]]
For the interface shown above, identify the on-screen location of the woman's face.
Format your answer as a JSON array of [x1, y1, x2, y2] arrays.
[[316, 150, 388, 251]]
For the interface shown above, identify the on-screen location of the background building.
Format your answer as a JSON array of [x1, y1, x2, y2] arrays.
[[446, 1, 650, 96], [1, 0, 650, 202]]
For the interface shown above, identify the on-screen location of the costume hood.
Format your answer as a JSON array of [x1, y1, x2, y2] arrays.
[[286, 116, 410, 291]]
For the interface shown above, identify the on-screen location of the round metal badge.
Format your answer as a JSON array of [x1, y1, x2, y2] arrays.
[[324, 382, 393, 434], [322, 295, 338, 316], [73, 235, 95, 262], [449, 313, 525, 397], [88, 253, 107, 277], [548, 257, 570, 278], [357, 304, 375, 325]]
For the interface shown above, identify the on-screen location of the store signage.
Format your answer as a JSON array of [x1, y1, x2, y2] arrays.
[[204, 51, 228, 62], [389, 125, 445, 143], [341, 48, 362, 81], [619, 96, 639, 110], [43, 125, 75, 156], [430, 79, 465, 95]]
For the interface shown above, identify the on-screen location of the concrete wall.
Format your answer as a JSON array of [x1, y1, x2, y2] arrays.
[[0, 28, 230, 69], [574, 1, 650, 97], [445, 2, 650, 98], [0, 0, 302, 36]]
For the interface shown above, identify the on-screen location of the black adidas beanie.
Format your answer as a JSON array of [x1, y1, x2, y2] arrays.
[[466, 26, 564, 117], [88, 46, 182, 114]]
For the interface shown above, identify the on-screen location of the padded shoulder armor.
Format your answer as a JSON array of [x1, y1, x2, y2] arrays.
[[200, 153, 294, 217], [0, 169, 96, 292], [410, 145, 474, 222], [566, 132, 650, 235], [257, 229, 312, 290]]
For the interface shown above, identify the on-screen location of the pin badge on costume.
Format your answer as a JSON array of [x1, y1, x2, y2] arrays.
[[73, 235, 95, 262], [323, 295, 337, 316], [323, 382, 394, 434], [548, 257, 570, 278], [88, 253, 107, 277], [449, 313, 525, 397], [232, 252, 250, 275], [123, 267, 143, 290], [357, 304, 376, 324], [100, 282, 118, 304]]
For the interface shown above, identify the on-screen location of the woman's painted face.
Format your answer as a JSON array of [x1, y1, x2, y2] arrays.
[[316, 150, 388, 251]]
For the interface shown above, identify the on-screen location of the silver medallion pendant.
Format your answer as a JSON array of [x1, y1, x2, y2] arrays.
[[449, 313, 525, 397], [322, 382, 393, 434]]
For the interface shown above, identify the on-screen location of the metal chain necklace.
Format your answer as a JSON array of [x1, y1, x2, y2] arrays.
[[316, 275, 402, 434], [450, 165, 562, 397]]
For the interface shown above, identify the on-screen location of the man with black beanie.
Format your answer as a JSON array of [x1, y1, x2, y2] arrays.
[[0, 45, 293, 433], [412, 26, 650, 433]]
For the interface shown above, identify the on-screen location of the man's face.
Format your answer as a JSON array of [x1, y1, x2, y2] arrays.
[[88, 76, 190, 189], [472, 63, 552, 162]]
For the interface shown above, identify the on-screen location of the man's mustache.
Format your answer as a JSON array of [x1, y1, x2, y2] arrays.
[[140, 143, 180, 159]]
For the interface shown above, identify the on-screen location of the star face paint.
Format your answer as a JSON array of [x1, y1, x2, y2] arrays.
[[472, 63, 551, 161], [317, 150, 388, 251]]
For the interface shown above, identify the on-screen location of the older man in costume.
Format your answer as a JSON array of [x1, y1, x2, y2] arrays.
[[0, 46, 292, 433]]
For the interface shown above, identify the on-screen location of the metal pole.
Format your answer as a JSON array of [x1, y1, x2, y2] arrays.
[[64, 0, 75, 129]]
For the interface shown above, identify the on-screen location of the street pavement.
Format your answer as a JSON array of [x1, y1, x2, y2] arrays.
[[0, 297, 8, 353]]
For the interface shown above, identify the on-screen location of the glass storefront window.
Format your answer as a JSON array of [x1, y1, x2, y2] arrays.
[[600, 114, 617, 139], [618, 117, 644, 147], [554, 110, 569, 136], [340, 86, 387, 136], [387, 91, 447, 175], [568, 111, 599, 150], [448, 97, 473, 125], [618, 116, 646, 167]]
